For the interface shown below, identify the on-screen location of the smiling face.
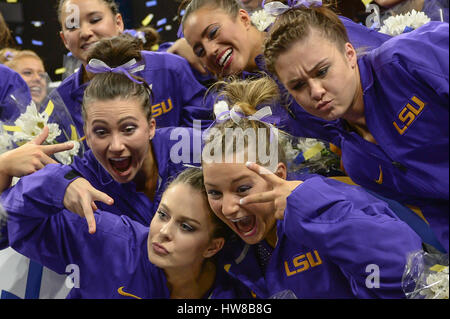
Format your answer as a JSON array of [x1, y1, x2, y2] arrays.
[[203, 162, 277, 245], [14, 56, 47, 105], [183, 6, 258, 76], [84, 97, 155, 183], [148, 184, 223, 270], [275, 28, 359, 122], [59, 0, 124, 64]]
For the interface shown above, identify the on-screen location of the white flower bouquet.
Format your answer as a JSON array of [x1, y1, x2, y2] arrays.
[[251, 9, 276, 32], [379, 9, 431, 36], [1, 90, 84, 165], [280, 133, 343, 176], [402, 249, 449, 299]]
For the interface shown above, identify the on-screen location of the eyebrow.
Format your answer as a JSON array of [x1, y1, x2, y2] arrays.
[[287, 58, 328, 86], [204, 174, 252, 187], [91, 116, 139, 126], [159, 203, 201, 226]]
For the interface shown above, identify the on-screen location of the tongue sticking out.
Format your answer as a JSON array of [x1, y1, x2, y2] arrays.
[[110, 158, 131, 172], [235, 215, 256, 234]]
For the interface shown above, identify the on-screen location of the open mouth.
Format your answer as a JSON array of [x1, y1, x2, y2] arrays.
[[109, 157, 132, 174], [217, 48, 233, 70], [81, 42, 96, 50], [231, 215, 257, 237], [29, 86, 43, 96]]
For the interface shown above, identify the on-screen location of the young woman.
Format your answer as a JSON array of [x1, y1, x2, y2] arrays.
[[201, 76, 424, 298], [0, 39, 201, 236], [174, 0, 391, 141], [3, 167, 252, 299], [54, 0, 214, 138], [4, 50, 48, 106], [264, 6, 448, 252]]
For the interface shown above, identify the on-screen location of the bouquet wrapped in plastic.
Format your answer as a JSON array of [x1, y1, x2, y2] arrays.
[[279, 132, 343, 177], [402, 249, 449, 299], [0, 88, 84, 165]]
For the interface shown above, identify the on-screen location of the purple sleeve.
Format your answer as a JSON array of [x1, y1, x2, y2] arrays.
[[170, 55, 215, 129], [3, 173, 146, 276], [0, 163, 75, 213], [377, 22, 449, 101], [0, 65, 32, 121], [283, 176, 423, 298], [339, 16, 391, 51]]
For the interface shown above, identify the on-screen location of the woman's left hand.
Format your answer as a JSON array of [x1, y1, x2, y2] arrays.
[[239, 162, 303, 220]]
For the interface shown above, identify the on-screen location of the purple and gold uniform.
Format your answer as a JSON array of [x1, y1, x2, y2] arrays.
[[1, 127, 201, 227], [302, 22, 449, 252], [3, 201, 252, 299], [219, 176, 423, 298]]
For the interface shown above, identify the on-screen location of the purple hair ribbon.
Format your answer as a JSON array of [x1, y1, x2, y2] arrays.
[[85, 58, 145, 84]]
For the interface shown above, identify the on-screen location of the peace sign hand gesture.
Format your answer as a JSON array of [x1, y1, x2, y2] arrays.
[[239, 162, 303, 220]]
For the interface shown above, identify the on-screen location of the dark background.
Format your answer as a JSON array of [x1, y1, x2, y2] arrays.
[[0, 0, 366, 82]]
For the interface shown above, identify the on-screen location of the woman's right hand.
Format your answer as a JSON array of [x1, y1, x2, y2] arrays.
[[167, 38, 208, 75], [63, 178, 114, 234]]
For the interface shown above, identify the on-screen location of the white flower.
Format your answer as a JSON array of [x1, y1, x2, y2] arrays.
[[380, 10, 431, 36], [11, 102, 61, 144], [54, 140, 81, 165], [0, 131, 12, 154], [251, 9, 276, 32], [296, 138, 325, 161], [419, 266, 449, 299], [284, 140, 300, 160]]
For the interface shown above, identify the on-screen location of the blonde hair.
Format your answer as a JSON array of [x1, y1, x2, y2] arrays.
[[3, 50, 44, 70], [0, 48, 19, 64], [264, 5, 350, 76], [204, 76, 287, 167]]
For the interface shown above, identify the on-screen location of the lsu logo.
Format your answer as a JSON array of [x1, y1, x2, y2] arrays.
[[152, 98, 173, 118], [284, 250, 322, 277], [393, 96, 426, 135]]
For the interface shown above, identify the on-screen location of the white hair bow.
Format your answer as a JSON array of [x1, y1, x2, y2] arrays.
[[262, 0, 322, 17]]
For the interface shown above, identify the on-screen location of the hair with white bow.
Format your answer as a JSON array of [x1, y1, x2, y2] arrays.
[[81, 34, 153, 121], [262, 0, 322, 16]]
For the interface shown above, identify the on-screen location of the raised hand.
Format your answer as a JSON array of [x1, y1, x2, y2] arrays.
[[63, 177, 114, 234], [0, 126, 75, 193], [167, 38, 208, 75], [239, 162, 303, 220]]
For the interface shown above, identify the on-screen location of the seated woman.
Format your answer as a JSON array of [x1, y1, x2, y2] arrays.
[[201, 76, 424, 298], [3, 167, 252, 298], [263, 5, 448, 252]]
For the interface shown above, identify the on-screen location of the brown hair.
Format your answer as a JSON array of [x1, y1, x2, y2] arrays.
[[264, 6, 350, 76], [0, 12, 14, 50], [167, 167, 233, 240], [57, 0, 120, 26], [136, 26, 160, 51], [180, 0, 243, 27], [82, 34, 153, 123]]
